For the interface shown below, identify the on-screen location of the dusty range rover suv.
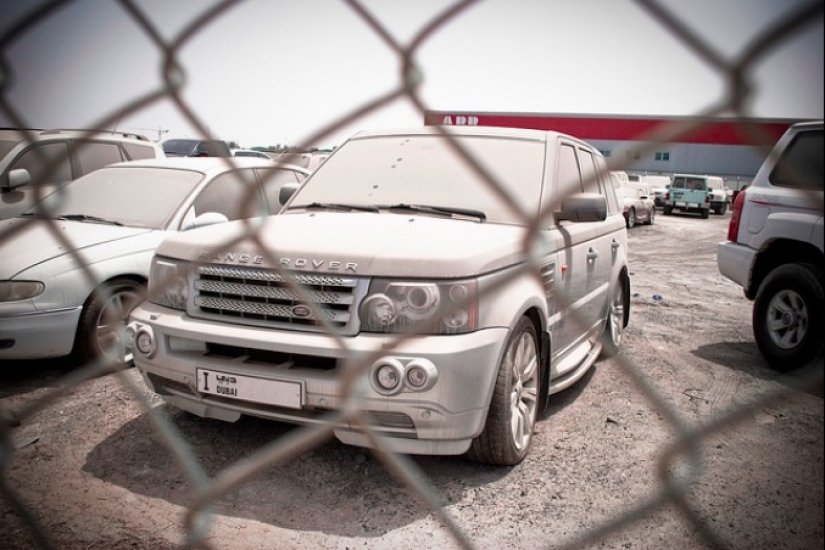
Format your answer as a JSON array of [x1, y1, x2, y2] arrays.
[[128, 126, 631, 465]]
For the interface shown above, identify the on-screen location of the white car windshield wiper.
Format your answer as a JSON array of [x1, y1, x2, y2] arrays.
[[57, 214, 124, 226], [387, 203, 486, 221], [301, 202, 379, 213]]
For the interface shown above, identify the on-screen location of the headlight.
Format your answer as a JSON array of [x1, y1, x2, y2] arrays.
[[148, 257, 190, 310], [0, 281, 45, 302], [360, 279, 477, 334]]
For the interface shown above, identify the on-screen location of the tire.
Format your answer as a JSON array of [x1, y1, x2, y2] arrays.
[[663, 205, 672, 215], [700, 208, 710, 219], [645, 207, 655, 225], [73, 278, 146, 368], [718, 202, 727, 215], [602, 274, 628, 357], [467, 317, 540, 466], [752, 263, 824, 372], [625, 208, 636, 229]]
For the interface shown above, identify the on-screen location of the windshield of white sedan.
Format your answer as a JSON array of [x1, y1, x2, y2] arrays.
[[288, 134, 545, 224], [27, 166, 203, 228]]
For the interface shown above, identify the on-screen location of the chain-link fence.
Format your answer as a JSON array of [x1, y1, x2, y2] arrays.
[[1, 1, 823, 549]]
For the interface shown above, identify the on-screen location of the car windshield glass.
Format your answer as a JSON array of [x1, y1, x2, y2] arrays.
[[30, 166, 203, 228], [162, 139, 197, 156], [288, 133, 545, 224]]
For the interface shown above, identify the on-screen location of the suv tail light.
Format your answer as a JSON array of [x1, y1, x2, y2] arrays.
[[727, 189, 747, 241]]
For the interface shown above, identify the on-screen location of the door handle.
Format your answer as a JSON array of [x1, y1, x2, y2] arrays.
[[611, 240, 621, 251], [587, 248, 598, 261]]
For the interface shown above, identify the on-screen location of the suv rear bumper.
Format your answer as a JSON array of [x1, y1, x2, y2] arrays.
[[717, 241, 755, 293]]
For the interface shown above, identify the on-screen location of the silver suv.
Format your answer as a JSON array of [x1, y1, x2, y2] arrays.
[[128, 126, 631, 465], [0, 128, 164, 219], [717, 120, 823, 371]]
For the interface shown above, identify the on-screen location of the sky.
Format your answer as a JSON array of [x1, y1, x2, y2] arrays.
[[0, 0, 823, 149]]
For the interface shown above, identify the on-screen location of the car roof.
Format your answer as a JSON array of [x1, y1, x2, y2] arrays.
[[350, 125, 577, 143], [107, 156, 310, 175]]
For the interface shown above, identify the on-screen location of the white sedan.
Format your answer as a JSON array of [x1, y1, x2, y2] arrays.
[[0, 157, 309, 367]]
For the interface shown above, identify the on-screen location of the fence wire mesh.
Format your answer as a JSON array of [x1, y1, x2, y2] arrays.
[[1, 1, 823, 549]]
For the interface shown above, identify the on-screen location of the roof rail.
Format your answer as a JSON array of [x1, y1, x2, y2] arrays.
[[39, 128, 150, 141]]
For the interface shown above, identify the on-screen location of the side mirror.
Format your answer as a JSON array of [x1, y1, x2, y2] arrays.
[[555, 193, 607, 222], [182, 212, 229, 231], [2, 168, 31, 191], [279, 183, 300, 205]]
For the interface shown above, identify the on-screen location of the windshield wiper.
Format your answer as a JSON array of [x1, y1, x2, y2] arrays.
[[58, 214, 124, 226], [300, 202, 379, 213], [387, 203, 486, 221]]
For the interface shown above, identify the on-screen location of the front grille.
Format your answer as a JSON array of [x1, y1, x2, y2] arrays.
[[191, 265, 369, 334]]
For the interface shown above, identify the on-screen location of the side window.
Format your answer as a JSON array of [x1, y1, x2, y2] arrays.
[[122, 142, 158, 160], [557, 143, 582, 197], [75, 141, 125, 175], [771, 129, 824, 191], [578, 148, 602, 195], [193, 169, 265, 221], [9, 142, 72, 184], [594, 154, 619, 214], [257, 168, 305, 212]]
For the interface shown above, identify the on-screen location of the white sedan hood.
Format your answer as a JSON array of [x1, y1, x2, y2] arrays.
[[0, 218, 158, 278], [157, 212, 551, 278]]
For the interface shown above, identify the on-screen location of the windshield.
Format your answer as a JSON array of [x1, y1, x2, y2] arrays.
[[29, 165, 203, 228], [162, 139, 197, 156], [288, 133, 546, 224]]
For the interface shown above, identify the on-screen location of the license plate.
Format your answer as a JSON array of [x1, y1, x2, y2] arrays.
[[196, 368, 302, 409], [688, 202, 699, 208], [675, 201, 686, 207]]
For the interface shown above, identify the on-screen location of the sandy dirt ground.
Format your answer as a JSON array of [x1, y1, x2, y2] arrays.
[[1, 210, 823, 550]]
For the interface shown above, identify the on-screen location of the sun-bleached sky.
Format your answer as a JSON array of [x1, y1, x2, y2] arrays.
[[1, 0, 822, 149]]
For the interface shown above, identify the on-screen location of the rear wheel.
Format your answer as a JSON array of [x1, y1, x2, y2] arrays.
[[701, 208, 710, 219], [663, 205, 673, 215], [602, 274, 628, 357], [468, 317, 539, 466], [753, 263, 824, 371], [73, 278, 145, 368]]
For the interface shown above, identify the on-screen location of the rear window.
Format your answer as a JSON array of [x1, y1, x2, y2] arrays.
[[123, 142, 159, 160], [672, 176, 706, 191], [770, 129, 824, 191]]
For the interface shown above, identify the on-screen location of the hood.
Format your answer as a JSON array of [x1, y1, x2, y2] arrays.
[[0, 218, 158, 278], [157, 212, 548, 278]]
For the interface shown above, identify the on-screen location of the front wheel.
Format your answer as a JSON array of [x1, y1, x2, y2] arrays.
[[753, 263, 824, 372], [467, 317, 539, 466], [73, 278, 146, 368], [645, 206, 655, 225], [625, 208, 636, 229]]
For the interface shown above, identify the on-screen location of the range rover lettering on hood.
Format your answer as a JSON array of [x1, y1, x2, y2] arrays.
[[199, 250, 357, 272]]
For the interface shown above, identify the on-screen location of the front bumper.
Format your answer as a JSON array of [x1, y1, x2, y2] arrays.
[[0, 306, 81, 360], [130, 302, 509, 456]]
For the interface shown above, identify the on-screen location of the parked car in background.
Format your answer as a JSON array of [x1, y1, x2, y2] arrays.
[[642, 174, 671, 207], [1, 128, 164, 220], [162, 138, 232, 157], [717, 120, 823, 371], [613, 174, 655, 228], [129, 125, 631, 466], [664, 174, 714, 218], [0, 157, 309, 367], [233, 149, 273, 160]]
